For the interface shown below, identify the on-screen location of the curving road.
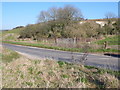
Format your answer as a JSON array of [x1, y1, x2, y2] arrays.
[[3, 43, 120, 71]]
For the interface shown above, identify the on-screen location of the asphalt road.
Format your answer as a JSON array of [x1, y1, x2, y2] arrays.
[[3, 43, 120, 71]]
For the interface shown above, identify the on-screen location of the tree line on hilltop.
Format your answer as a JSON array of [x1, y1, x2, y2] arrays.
[[19, 5, 119, 44]]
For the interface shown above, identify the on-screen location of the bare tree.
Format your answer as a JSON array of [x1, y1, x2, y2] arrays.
[[48, 7, 58, 21], [105, 12, 117, 19], [38, 5, 84, 23], [38, 11, 49, 22], [57, 5, 84, 25]]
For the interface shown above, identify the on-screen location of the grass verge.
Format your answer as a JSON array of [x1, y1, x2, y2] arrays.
[[3, 41, 120, 53], [2, 48, 20, 63], [2, 47, 120, 88]]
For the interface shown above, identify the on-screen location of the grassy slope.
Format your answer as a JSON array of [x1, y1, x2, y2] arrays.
[[2, 48, 20, 63], [95, 35, 120, 45], [2, 28, 24, 41], [2, 28, 23, 35], [1, 47, 120, 88]]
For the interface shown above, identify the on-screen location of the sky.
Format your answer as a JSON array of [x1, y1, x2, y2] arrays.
[[1, 2, 118, 30]]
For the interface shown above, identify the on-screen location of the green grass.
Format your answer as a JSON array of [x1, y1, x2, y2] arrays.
[[4, 35, 16, 41], [3, 40, 83, 52], [2, 28, 24, 41], [3, 41, 120, 53], [58, 61, 66, 67], [61, 74, 69, 78], [2, 48, 20, 63], [2, 28, 24, 35], [89, 48, 119, 53], [95, 35, 120, 45]]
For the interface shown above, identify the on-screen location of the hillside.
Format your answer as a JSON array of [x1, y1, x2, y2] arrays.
[[2, 27, 24, 41], [96, 35, 120, 45], [2, 25, 119, 54], [2, 18, 120, 54]]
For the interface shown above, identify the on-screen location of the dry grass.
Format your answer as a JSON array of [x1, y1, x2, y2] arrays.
[[98, 73, 119, 88], [2, 57, 90, 88], [1, 47, 120, 88]]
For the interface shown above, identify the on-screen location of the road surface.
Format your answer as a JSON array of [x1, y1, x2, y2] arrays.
[[3, 43, 120, 71]]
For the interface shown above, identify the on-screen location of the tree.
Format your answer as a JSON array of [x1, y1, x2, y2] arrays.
[[35, 24, 49, 41], [37, 11, 49, 23], [47, 21, 62, 44], [82, 22, 99, 38], [64, 23, 86, 44], [105, 12, 117, 25], [102, 24, 113, 35], [57, 5, 84, 25], [20, 5, 84, 44], [112, 18, 120, 35], [48, 7, 58, 21], [105, 12, 117, 19], [37, 5, 84, 44], [13, 26, 24, 29], [37, 5, 84, 25]]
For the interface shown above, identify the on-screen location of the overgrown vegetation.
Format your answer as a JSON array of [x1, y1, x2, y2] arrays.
[[1, 47, 120, 88], [18, 5, 119, 44]]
